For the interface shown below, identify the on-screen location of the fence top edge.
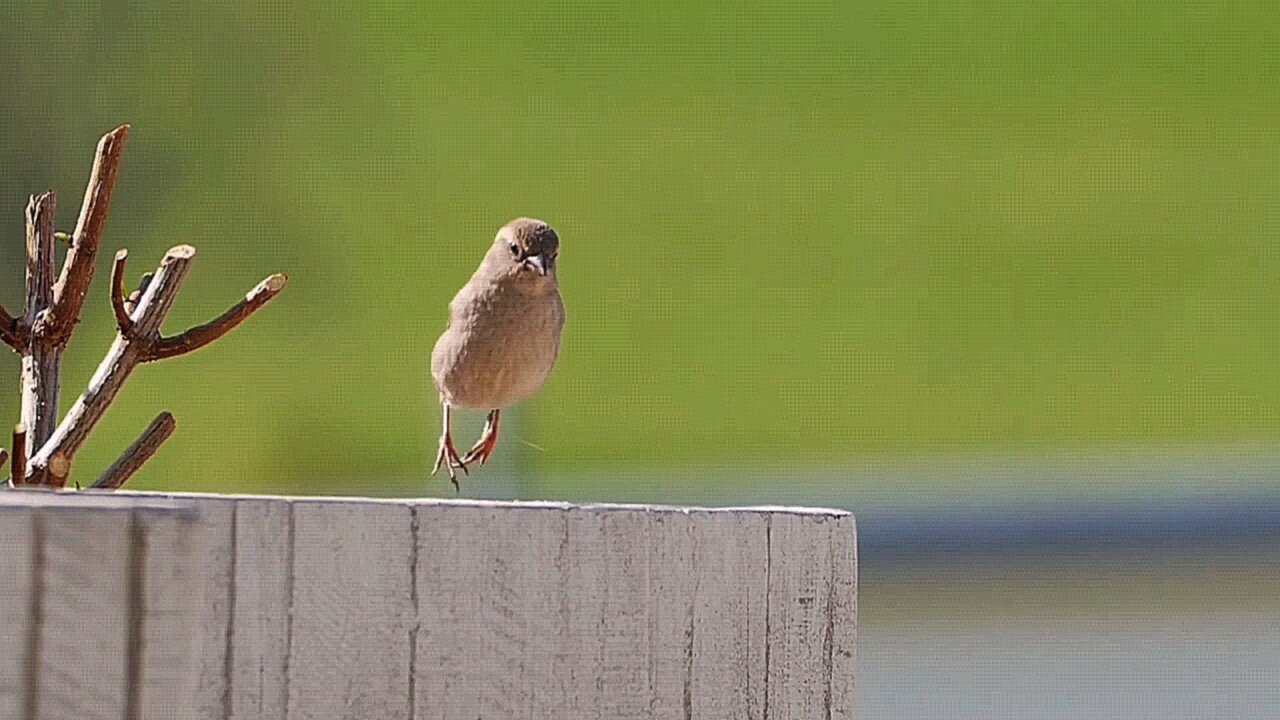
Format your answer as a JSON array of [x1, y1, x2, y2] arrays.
[[0, 487, 199, 515], [0, 489, 852, 518]]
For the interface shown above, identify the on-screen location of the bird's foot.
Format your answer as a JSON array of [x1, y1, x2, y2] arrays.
[[431, 434, 469, 490], [461, 410, 501, 467], [460, 422, 499, 461], [460, 430, 499, 467]]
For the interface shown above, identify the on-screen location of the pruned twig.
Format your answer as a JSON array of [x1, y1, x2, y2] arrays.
[[7, 125, 285, 489], [28, 245, 195, 485], [21, 192, 60, 458], [27, 242, 285, 487], [110, 249, 134, 334], [149, 273, 288, 361], [11, 424, 27, 487], [92, 411, 176, 490], [43, 124, 129, 346]]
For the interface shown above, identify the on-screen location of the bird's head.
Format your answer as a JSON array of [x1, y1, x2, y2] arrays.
[[484, 218, 560, 289]]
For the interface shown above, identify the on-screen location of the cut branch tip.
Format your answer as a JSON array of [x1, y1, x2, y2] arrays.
[[27, 190, 56, 211], [48, 452, 70, 481], [165, 244, 197, 261], [146, 270, 287, 361], [262, 273, 288, 293], [48, 125, 129, 343], [110, 249, 134, 333], [91, 411, 176, 490]]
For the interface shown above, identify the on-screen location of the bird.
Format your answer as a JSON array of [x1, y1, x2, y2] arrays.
[[430, 218, 565, 489]]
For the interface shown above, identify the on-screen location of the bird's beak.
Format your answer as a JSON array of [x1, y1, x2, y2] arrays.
[[522, 254, 550, 276]]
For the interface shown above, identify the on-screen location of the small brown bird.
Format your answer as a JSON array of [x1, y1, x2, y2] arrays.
[[430, 218, 565, 488]]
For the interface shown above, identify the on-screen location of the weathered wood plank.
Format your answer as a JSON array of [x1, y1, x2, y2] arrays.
[[689, 510, 770, 720], [0, 503, 35, 719], [828, 515, 858, 720], [34, 501, 133, 719], [645, 509, 697, 720], [414, 505, 701, 719], [0, 494, 855, 720], [412, 504, 785, 720], [414, 503, 578, 719], [411, 502, 482, 720], [596, 508, 654, 719], [191, 499, 234, 720], [554, 506, 608, 717], [134, 504, 206, 719], [286, 500, 415, 720], [766, 512, 858, 720], [228, 498, 294, 720]]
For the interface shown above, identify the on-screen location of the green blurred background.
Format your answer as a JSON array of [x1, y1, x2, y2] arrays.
[[2, 0, 1277, 499], [2, 2, 1278, 717]]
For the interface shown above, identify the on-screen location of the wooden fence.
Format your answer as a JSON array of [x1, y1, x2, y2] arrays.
[[0, 491, 857, 719]]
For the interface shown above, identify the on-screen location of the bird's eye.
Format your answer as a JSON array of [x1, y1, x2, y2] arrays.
[[508, 242, 520, 257]]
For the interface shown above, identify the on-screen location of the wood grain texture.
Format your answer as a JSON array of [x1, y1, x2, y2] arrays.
[[0, 503, 35, 718], [191, 499, 235, 720], [229, 498, 293, 720], [689, 510, 770, 719], [414, 503, 519, 719], [0, 494, 855, 720], [34, 501, 132, 719], [645, 509, 698, 719], [286, 500, 415, 720], [412, 502, 838, 720], [0, 493, 205, 720], [827, 515, 858, 720], [766, 512, 859, 720], [133, 504, 206, 719]]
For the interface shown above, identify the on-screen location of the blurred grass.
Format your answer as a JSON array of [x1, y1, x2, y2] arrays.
[[0, 1, 1277, 497]]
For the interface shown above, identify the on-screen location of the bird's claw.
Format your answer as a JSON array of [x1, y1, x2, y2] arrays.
[[461, 410, 501, 467], [460, 436, 497, 467], [432, 435, 469, 490]]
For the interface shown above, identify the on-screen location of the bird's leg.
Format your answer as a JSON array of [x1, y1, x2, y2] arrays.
[[431, 403, 468, 489], [461, 409, 502, 467]]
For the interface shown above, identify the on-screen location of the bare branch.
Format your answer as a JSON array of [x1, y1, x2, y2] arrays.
[[149, 273, 288, 361], [21, 192, 61, 456], [92, 411, 176, 490], [11, 424, 27, 486], [6, 128, 287, 489], [28, 245, 195, 487], [0, 305, 22, 350], [110, 249, 134, 334], [45, 124, 130, 344]]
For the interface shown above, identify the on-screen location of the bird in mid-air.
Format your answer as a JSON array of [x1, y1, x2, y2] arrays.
[[430, 218, 565, 489]]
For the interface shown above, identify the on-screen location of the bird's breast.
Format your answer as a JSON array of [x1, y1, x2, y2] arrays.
[[431, 285, 564, 410]]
